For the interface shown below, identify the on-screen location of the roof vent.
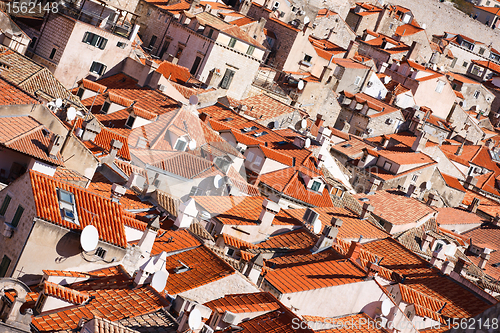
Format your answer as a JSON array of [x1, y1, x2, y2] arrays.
[[174, 260, 190, 274]]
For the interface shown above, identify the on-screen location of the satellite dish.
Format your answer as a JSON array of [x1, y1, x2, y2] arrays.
[[300, 119, 307, 129], [304, 15, 310, 24], [80, 225, 99, 252], [47, 101, 55, 110], [213, 174, 223, 188], [298, 80, 305, 90], [66, 107, 77, 121], [425, 182, 432, 190], [188, 308, 202, 330], [273, 120, 279, 129], [55, 98, 63, 108], [381, 299, 391, 316], [312, 219, 321, 234], [189, 95, 199, 105], [304, 138, 311, 148], [151, 270, 168, 292], [188, 140, 197, 150]]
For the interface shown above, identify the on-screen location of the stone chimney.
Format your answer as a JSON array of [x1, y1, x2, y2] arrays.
[[138, 59, 160, 87], [111, 183, 127, 203], [48, 134, 63, 158], [189, 0, 200, 13], [320, 66, 332, 84], [345, 40, 359, 59], [312, 218, 342, 252], [360, 202, 374, 219], [366, 261, 380, 279], [346, 241, 362, 261], [440, 260, 454, 275], [315, 114, 324, 129], [421, 234, 434, 252], [426, 193, 436, 206], [453, 257, 469, 276], [467, 197, 480, 213], [464, 175, 478, 190], [407, 41, 421, 61], [478, 250, 491, 269], [134, 251, 168, 287], [369, 179, 381, 192], [411, 130, 428, 152], [405, 184, 416, 197], [239, 0, 252, 16], [137, 216, 161, 265], [258, 199, 281, 229], [81, 118, 101, 142]]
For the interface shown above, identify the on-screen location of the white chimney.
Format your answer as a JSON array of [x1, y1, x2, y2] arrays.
[[174, 198, 198, 229], [134, 251, 168, 287], [137, 216, 161, 266], [312, 218, 342, 252], [258, 199, 281, 229]]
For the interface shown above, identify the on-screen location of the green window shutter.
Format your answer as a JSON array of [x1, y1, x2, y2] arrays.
[[0, 195, 11, 216], [11, 205, 24, 228], [0, 255, 11, 277]]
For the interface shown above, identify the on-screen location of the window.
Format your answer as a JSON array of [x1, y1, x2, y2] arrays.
[[160, 41, 170, 58], [148, 35, 157, 50], [90, 62, 107, 76], [125, 116, 135, 128], [220, 68, 235, 89], [76, 88, 85, 99], [383, 161, 392, 171], [207, 28, 214, 39], [82, 32, 108, 50], [254, 155, 263, 166], [435, 81, 445, 93], [389, 23, 394, 29], [49, 48, 56, 60], [474, 90, 480, 99], [10, 205, 24, 228], [147, 8, 152, 16], [228, 38, 237, 48], [95, 247, 106, 259], [434, 241, 444, 252], [0, 255, 11, 277], [247, 45, 255, 55], [479, 47, 486, 55], [490, 53, 500, 61], [303, 54, 312, 63], [311, 181, 321, 192], [175, 46, 184, 59], [246, 151, 255, 162], [101, 101, 110, 113], [0, 195, 11, 216], [191, 56, 202, 75], [463, 61, 468, 68], [412, 174, 419, 182], [58, 189, 74, 204], [116, 42, 127, 49], [226, 248, 235, 256], [451, 57, 457, 68], [354, 76, 362, 86], [174, 138, 188, 151], [29, 37, 37, 49]]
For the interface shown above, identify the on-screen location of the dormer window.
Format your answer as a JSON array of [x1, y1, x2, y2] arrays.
[[125, 115, 135, 128], [58, 189, 79, 225], [174, 137, 188, 151], [101, 101, 110, 114], [311, 180, 321, 192]]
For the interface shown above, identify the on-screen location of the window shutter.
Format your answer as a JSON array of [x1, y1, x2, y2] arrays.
[[11, 205, 24, 228], [99, 38, 108, 50], [0, 195, 11, 216]]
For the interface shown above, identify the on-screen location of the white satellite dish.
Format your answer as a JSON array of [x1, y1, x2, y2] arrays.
[[66, 107, 77, 121], [304, 15, 310, 24], [47, 101, 55, 110], [80, 225, 99, 252], [312, 219, 321, 234], [188, 308, 202, 330], [381, 299, 391, 316], [300, 119, 307, 129], [213, 174, 223, 188], [189, 95, 199, 105], [304, 138, 311, 148], [55, 98, 63, 108], [273, 120, 279, 129], [425, 182, 432, 191], [151, 270, 168, 292], [188, 140, 197, 150], [298, 80, 305, 90]]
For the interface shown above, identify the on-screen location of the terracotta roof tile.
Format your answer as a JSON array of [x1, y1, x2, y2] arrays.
[[204, 292, 280, 314], [221, 233, 258, 249], [43, 281, 90, 305], [257, 229, 317, 250], [239, 94, 298, 120]]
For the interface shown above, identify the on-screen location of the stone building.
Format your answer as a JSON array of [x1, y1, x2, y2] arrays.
[[311, 8, 356, 49]]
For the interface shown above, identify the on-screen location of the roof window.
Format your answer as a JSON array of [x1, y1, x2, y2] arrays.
[[58, 189, 79, 225]]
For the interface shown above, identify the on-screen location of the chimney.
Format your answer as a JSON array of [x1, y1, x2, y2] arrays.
[[134, 251, 168, 287], [345, 40, 359, 59], [478, 250, 491, 269], [320, 66, 332, 84], [137, 216, 161, 264], [105, 139, 123, 163], [111, 183, 127, 202], [138, 59, 160, 87], [360, 202, 374, 219], [430, 248, 446, 268], [317, 154, 326, 168], [407, 41, 421, 61], [464, 175, 478, 190], [81, 118, 101, 142], [346, 241, 362, 261], [411, 130, 428, 152], [48, 134, 63, 158], [455, 141, 465, 156], [440, 260, 454, 275], [421, 234, 434, 252], [426, 193, 435, 206], [315, 114, 324, 128], [189, 0, 200, 13], [257, 17, 267, 33], [366, 261, 380, 279], [258, 199, 281, 229], [406, 184, 416, 197], [491, 213, 500, 226], [199, 112, 209, 123], [239, 0, 252, 16], [369, 179, 381, 192], [312, 218, 342, 252], [485, 139, 494, 149], [453, 257, 468, 276], [467, 197, 480, 213]]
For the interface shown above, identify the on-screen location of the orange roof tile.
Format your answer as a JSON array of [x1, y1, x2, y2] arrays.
[[221, 233, 258, 249], [257, 229, 317, 250], [203, 292, 280, 314], [474, 5, 500, 15], [43, 281, 89, 305], [240, 94, 297, 120], [436, 207, 486, 225], [156, 61, 193, 84], [395, 23, 423, 36], [30, 171, 128, 248]]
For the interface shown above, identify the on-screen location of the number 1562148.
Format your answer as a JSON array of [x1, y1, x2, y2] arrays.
[[6, 1, 59, 14]]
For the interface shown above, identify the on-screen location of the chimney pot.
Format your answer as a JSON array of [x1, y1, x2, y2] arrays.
[[346, 241, 362, 261], [360, 202, 374, 219], [467, 197, 480, 213]]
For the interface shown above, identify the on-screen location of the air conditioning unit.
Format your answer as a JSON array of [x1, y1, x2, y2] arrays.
[[201, 325, 214, 333], [222, 311, 239, 325], [3, 222, 13, 238]]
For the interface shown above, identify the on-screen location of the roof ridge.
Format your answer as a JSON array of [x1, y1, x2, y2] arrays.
[[43, 280, 90, 305]]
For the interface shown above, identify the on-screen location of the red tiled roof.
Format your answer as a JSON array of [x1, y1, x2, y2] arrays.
[[222, 233, 258, 249], [471, 59, 500, 74], [309, 36, 346, 60], [441, 173, 465, 192], [436, 207, 487, 225], [306, 313, 389, 333], [0, 115, 64, 166], [53, 167, 88, 184], [43, 281, 89, 305], [30, 171, 128, 248], [0, 76, 38, 105], [43, 270, 91, 278], [474, 5, 500, 15], [395, 23, 423, 36], [231, 307, 314, 333], [203, 292, 280, 313], [156, 61, 193, 84], [80, 78, 107, 93], [240, 94, 297, 120], [377, 150, 435, 165], [257, 229, 317, 250], [354, 190, 436, 226], [230, 16, 255, 27]]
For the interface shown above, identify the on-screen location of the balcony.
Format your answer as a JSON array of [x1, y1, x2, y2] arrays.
[[58, 0, 138, 39]]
